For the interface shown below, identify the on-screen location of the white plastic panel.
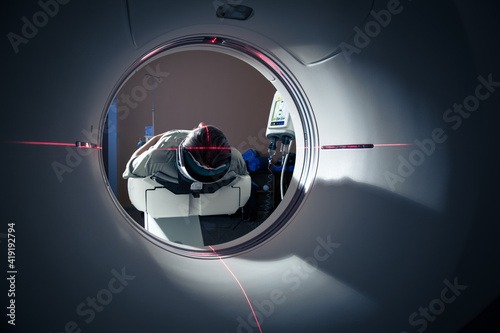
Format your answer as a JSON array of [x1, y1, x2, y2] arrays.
[[127, 0, 374, 64], [146, 187, 191, 218], [146, 215, 204, 246], [129, 175, 251, 218]]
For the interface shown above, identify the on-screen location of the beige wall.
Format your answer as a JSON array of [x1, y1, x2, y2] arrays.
[[114, 50, 276, 206]]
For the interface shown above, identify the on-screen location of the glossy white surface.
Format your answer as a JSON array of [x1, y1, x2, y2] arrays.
[[2, 1, 499, 332]]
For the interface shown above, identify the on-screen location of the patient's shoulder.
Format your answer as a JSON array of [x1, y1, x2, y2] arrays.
[[156, 130, 190, 148], [230, 148, 249, 175]]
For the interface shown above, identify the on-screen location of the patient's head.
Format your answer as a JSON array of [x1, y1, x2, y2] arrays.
[[182, 123, 231, 170]]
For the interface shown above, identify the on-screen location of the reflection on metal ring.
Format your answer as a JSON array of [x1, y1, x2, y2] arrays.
[[99, 35, 319, 258]]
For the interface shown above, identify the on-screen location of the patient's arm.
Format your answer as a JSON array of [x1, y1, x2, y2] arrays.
[[132, 132, 168, 158]]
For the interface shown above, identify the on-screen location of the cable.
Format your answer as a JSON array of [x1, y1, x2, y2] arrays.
[[280, 152, 289, 200], [260, 159, 274, 222], [280, 139, 292, 200]]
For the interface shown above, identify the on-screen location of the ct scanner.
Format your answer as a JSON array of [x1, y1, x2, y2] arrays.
[[2, 0, 500, 332]]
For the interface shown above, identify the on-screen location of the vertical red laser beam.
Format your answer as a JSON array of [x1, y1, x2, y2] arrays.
[[204, 126, 210, 145], [209, 246, 263, 333]]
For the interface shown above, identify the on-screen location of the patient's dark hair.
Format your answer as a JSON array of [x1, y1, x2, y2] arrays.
[[183, 125, 231, 169]]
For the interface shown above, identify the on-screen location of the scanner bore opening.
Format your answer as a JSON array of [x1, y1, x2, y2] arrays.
[[101, 37, 317, 258]]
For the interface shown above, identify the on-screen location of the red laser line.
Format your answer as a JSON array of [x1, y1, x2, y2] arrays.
[[7, 141, 102, 149], [321, 144, 374, 150], [186, 146, 232, 150], [209, 246, 263, 333], [374, 143, 414, 147], [204, 126, 210, 146], [303, 143, 414, 149], [157, 147, 233, 151], [8, 141, 75, 146]]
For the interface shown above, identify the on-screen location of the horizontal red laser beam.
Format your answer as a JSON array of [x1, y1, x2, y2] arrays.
[[8, 141, 75, 146], [157, 147, 233, 151], [373, 143, 414, 147], [6, 141, 102, 149], [304, 143, 415, 149], [321, 144, 374, 150], [186, 146, 232, 150]]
